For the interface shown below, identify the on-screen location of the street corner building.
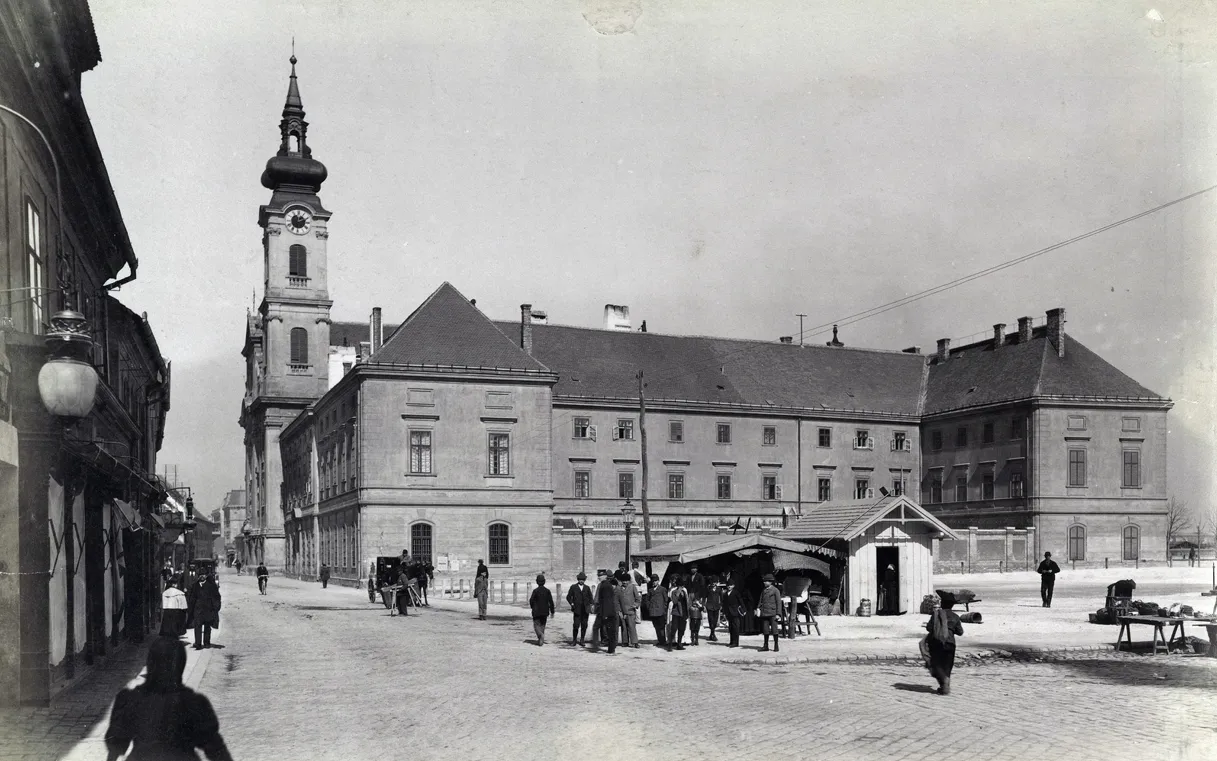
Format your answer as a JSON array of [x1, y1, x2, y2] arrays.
[[0, 1, 174, 705], [240, 57, 1173, 601]]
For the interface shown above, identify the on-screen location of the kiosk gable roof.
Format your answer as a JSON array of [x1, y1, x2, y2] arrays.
[[631, 532, 840, 562], [780, 496, 960, 541]]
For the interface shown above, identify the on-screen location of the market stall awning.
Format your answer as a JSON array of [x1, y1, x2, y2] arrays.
[[632, 532, 840, 564]]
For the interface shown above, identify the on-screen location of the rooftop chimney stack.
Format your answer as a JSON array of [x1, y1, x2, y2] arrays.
[[370, 307, 383, 353], [603, 304, 631, 332], [936, 338, 951, 363], [530, 309, 548, 325], [1046, 307, 1065, 358], [1017, 316, 1033, 344], [520, 304, 534, 355], [779, 336, 793, 344], [993, 323, 1006, 350], [902, 346, 921, 354], [358, 341, 371, 364]]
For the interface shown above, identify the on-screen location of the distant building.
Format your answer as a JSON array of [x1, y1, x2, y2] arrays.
[[218, 489, 247, 564]]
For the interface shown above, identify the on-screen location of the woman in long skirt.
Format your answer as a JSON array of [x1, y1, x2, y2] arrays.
[[926, 591, 964, 695], [160, 576, 189, 637]]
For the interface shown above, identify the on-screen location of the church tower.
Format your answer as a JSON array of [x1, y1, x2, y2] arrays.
[[240, 54, 332, 572]]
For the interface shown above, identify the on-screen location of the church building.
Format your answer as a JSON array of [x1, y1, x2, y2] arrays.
[[241, 59, 1173, 587]]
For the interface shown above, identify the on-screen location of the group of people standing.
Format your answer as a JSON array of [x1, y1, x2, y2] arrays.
[[555, 562, 787, 654], [160, 565, 224, 651]]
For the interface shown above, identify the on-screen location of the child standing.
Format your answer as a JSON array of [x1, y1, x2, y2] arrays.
[[689, 598, 704, 645]]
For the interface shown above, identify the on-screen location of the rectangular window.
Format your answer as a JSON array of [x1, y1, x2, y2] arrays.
[[931, 431, 943, 451], [1011, 417, 1025, 440], [669, 421, 684, 443], [1123, 450, 1141, 488], [762, 476, 777, 500], [615, 419, 634, 441], [488, 433, 510, 475], [25, 200, 44, 332], [855, 430, 871, 449], [716, 475, 732, 500], [762, 426, 776, 446], [818, 428, 831, 448], [1068, 449, 1086, 487], [668, 473, 685, 499], [855, 479, 870, 499], [955, 476, 967, 502], [930, 473, 943, 504], [409, 431, 432, 474], [716, 423, 731, 444], [618, 472, 634, 499], [1010, 472, 1024, 498], [573, 417, 590, 439], [955, 427, 968, 448], [981, 472, 994, 500], [891, 478, 904, 497], [817, 477, 831, 502], [574, 470, 591, 498], [982, 422, 994, 444], [892, 431, 907, 452]]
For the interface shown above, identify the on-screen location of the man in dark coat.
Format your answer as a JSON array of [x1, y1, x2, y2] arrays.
[[566, 571, 594, 645], [645, 574, 669, 647], [1036, 551, 1060, 607], [687, 565, 708, 604], [704, 576, 723, 642], [724, 578, 748, 648], [319, 563, 331, 589], [529, 574, 555, 646], [187, 573, 221, 650], [592, 574, 622, 654], [757, 573, 783, 652], [476, 559, 489, 581]]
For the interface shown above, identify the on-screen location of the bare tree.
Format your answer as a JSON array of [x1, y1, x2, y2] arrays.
[[1165, 495, 1189, 547]]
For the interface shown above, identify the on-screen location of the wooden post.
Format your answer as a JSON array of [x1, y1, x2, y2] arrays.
[[638, 371, 652, 575]]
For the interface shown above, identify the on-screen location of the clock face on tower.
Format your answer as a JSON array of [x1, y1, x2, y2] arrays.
[[286, 209, 312, 235]]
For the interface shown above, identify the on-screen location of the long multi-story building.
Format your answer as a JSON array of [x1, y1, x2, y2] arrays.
[[243, 58, 1171, 586]]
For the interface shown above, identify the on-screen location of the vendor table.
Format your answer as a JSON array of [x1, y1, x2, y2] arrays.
[[1114, 615, 1187, 655]]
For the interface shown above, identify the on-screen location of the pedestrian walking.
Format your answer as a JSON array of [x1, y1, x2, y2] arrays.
[[926, 591, 965, 695], [688, 598, 704, 646], [474, 570, 489, 620], [593, 573, 622, 654], [757, 573, 782, 652], [566, 571, 594, 644], [319, 562, 331, 589], [645, 574, 669, 647], [256, 562, 269, 595], [233, 559, 242, 576], [529, 574, 555, 646], [104, 636, 233, 761], [704, 576, 722, 642], [667, 576, 689, 650], [1036, 551, 1060, 607], [186, 573, 221, 650], [724, 578, 747, 648], [159, 575, 188, 638], [417, 561, 433, 605], [394, 563, 412, 616], [1188, 546, 1197, 567], [476, 559, 489, 581], [616, 570, 641, 648]]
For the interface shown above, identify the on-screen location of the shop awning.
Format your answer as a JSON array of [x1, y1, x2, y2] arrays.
[[632, 533, 840, 565], [112, 500, 141, 530]]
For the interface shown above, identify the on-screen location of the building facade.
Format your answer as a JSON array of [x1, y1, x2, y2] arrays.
[[1, 0, 172, 705], [242, 61, 1172, 588], [217, 488, 247, 565]]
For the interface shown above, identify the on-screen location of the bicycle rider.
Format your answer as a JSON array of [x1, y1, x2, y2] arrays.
[[256, 562, 269, 595]]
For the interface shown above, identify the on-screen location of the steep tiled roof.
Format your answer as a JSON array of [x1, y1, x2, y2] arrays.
[[780, 496, 959, 541], [490, 322, 925, 415], [924, 328, 1167, 415], [329, 321, 399, 349], [373, 283, 550, 372]]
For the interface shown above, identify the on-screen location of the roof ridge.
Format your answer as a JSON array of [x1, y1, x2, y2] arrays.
[[1032, 334, 1048, 397]]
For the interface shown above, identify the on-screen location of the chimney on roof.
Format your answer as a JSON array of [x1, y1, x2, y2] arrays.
[[358, 341, 371, 363], [936, 338, 950, 363], [902, 346, 921, 354], [993, 323, 1005, 350], [1017, 316, 1033, 344], [779, 336, 793, 344], [826, 325, 844, 347], [520, 304, 534, 355], [1046, 307, 1065, 358], [370, 307, 383, 353], [604, 304, 631, 331]]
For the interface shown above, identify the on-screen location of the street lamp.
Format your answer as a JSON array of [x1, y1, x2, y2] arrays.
[[621, 499, 637, 569]]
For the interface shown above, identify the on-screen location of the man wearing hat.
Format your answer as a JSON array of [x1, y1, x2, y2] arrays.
[[528, 574, 555, 646], [616, 570, 642, 648], [1036, 551, 1060, 608], [757, 574, 782, 652], [589, 570, 609, 647], [645, 574, 669, 647], [592, 573, 623, 654], [566, 571, 595, 645]]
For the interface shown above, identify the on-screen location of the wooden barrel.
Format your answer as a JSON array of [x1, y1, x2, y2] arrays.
[[858, 598, 872, 617]]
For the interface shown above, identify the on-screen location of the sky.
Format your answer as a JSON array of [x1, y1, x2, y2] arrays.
[[81, 0, 1217, 520]]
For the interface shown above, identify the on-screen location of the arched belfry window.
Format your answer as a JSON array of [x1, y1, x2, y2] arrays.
[[289, 244, 307, 278], [288, 133, 300, 153], [290, 327, 309, 365]]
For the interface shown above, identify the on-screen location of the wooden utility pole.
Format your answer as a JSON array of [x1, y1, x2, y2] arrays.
[[638, 371, 652, 551]]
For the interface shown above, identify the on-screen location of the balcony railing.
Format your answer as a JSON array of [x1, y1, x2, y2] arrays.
[[287, 276, 310, 287]]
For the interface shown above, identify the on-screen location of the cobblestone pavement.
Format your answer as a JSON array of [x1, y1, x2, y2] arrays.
[[7, 573, 1217, 761]]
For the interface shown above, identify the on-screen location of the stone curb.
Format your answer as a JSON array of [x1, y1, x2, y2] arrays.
[[719, 643, 1119, 667]]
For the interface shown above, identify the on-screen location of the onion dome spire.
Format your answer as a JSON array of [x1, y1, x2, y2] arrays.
[[261, 50, 328, 193]]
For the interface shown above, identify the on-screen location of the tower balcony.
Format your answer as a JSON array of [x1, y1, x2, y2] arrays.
[[287, 276, 310, 288]]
